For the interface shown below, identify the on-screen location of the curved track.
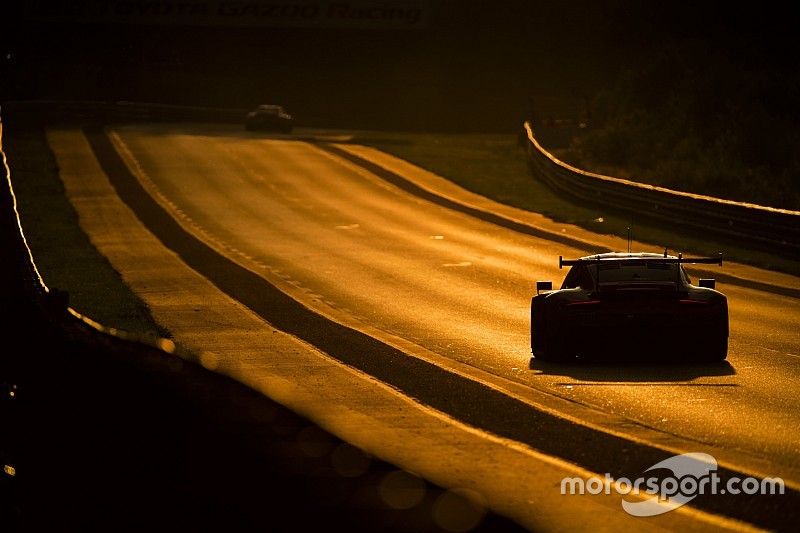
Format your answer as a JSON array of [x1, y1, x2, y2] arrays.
[[103, 123, 800, 485]]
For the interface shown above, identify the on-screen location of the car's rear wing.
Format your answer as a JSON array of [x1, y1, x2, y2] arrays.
[[559, 253, 723, 269]]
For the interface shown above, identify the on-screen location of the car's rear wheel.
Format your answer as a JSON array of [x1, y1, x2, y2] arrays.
[[699, 335, 728, 362], [532, 336, 572, 363]]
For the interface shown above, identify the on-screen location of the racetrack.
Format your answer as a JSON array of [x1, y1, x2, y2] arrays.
[[46, 123, 800, 529]]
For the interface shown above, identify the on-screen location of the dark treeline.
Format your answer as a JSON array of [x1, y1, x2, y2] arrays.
[[563, 3, 800, 210], [2, 1, 799, 207], [0, 1, 626, 131]]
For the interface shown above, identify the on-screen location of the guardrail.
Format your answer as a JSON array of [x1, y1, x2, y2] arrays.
[[522, 121, 800, 258], [0, 114, 48, 305]]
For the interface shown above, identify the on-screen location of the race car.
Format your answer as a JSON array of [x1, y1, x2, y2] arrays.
[[531, 252, 728, 362], [245, 104, 294, 133]]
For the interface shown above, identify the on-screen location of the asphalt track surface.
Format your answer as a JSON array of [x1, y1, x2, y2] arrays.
[[61, 124, 800, 529]]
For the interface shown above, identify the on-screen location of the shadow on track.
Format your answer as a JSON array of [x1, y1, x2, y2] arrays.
[[529, 357, 736, 382]]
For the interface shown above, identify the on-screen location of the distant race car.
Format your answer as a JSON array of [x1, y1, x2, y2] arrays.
[[531, 252, 728, 362], [245, 104, 294, 133]]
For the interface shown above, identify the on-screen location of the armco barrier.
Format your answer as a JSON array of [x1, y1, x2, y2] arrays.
[[0, 113, 48, 304], [523, 122, 800, 257]]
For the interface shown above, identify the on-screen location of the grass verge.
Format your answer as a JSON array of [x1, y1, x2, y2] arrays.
[[356, 131, 799, 277], [3, 125, 169, 337]]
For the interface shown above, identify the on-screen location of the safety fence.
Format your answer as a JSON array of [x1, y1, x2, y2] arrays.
[[522, 122, 800, 257]]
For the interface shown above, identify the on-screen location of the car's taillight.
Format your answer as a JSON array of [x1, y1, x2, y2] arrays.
[[566, 300, 601, 307], [680, 299, 709, 306]]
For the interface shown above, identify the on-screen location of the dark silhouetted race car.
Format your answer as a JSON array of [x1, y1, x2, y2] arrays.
[[531, 252, 728, 362], [245, 105, 293, 133]]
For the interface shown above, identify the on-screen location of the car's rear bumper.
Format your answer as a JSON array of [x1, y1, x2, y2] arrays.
[[532, 306, 727, 360]]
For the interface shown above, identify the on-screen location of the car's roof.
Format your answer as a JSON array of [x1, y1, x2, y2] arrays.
[[579, 252, 679, 261]]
